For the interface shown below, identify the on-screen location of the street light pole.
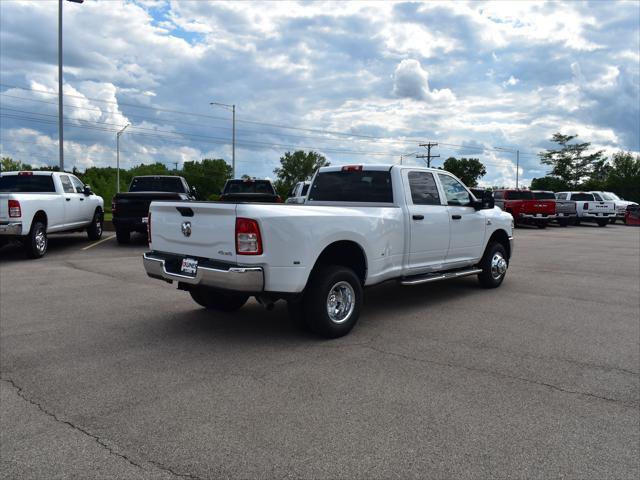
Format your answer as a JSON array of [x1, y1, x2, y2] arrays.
[[57, 0, 84, 172], [116, 124, 130, 193], [58, 0, 63, 171], [494, 145, 520, 189], [210, 102, 236, 178]]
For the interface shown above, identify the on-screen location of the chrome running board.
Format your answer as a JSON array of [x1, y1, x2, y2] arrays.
[[400, 268, 483, 286]]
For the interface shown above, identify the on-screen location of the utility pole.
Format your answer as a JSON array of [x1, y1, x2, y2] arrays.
[[516, 150, 520, 189], [58, 0, 84, 172], [417, 142, 440, 167], [173, 162, 179, 171], [210, 102, 236, 178], [116, 123, 130, 193]]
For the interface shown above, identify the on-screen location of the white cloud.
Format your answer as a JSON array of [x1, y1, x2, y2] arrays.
[[392, 59, 455, 103]]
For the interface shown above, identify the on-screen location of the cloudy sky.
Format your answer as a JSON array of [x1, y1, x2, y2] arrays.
[[1, 0, 638, 186]]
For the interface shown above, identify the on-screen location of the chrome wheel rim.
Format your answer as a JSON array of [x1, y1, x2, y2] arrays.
[[35, 227, 46, 254], [326, 281, 355, 324], [96, 217, 102, 235], [490, 252, 507, 279]]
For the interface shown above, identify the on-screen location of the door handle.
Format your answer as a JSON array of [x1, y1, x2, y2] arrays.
[[79, 198, 84, 201], [412, 214, 424, 220], [66, 198, 71, 201], [452, 214, 462, 220]]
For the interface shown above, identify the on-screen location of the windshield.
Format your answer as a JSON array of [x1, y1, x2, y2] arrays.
[[532, 191, 555, 200], [601, 192, 617, 201], [0, 174, 56, 193], [223, 180, 275, 195], [309, 170, 393, 203], [129, 177, 185, 193]]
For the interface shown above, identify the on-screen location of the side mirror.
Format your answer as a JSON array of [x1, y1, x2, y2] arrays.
[[190, 186, 197, 198], [481, 190, 494, 209], [83, 185, 92, 196]]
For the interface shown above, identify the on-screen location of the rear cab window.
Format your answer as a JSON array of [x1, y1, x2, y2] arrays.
[[0, 174, 56, 193], [532, 191, 556, 200], [506, 190, 533, 200], [308, 168, 393, 203], [129, 177, 186, 193], [224, 180, 275, 195], [571, 193, 595, 201]]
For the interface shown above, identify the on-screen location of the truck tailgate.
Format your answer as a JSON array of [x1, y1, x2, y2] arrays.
[[587, 201, 615, 214], [149, 201, 237, 262]]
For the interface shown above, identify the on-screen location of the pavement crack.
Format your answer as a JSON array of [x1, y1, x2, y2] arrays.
[[1, 377, 206, 480], [362, 346, 638, 407]]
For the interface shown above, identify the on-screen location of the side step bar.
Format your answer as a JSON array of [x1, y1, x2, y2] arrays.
[[400, 268, 482, 286]]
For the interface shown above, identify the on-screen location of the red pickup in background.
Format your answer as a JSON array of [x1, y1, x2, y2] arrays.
[[494, 189, 556, 228]]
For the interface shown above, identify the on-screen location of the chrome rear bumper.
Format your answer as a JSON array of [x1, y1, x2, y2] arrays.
[[0, 222, 22, 236], [143, 252, 264, 292]]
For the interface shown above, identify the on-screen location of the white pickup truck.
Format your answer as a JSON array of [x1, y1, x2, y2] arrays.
[[143, 165, 514, 338], [0, 171, 104, 258], [555, 191, 616, 226]]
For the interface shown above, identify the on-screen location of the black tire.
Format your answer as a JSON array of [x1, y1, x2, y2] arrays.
[[610, 218, 616, 224], [558, 219, 569, 227], [115, 227, 130, 244], [597, 219, 608, 227], [574, 218, 581, 226], [189, 287, 248, 312], [302, 265, 362, 338], [477, 242, 508, 289], [537, 221, 547, 229], [87, 209, 103, 241], [24, 220, 47, 259]]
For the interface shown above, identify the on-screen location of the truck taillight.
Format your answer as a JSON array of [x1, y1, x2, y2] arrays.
[[236, 217, 262, 255], [147, 212, 152, 244], [275, 195, 283, 203], [583, 202, 589, 210], [8, 200, 21, 217], [342, 165, 363, 172]]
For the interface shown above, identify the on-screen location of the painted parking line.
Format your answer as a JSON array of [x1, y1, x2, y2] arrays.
[[81, 234, 116, 251]]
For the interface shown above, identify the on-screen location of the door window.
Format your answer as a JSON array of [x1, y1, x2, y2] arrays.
[[437, 174, 472, 206], [408, 171, 440, 205], [60, 175, 75, 194], [70, 176, 84, 193]]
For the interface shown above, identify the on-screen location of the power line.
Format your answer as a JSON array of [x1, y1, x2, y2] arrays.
[[1, 83, 544, 155]]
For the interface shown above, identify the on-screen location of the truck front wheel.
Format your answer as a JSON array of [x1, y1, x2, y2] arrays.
[[189, 286, 248, 312], [303, 265, 362, 338], [477, 242, 508, 288]]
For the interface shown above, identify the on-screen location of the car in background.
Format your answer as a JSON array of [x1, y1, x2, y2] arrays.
[[625, 204, 640, 226], [555, 192, 615, 227], [589, 191, 638, 224], [532, 190, 576, 227], [494, 189, 556, 228], [285, 181, 311, 204], [112, 175, 195, 244], [219, 179, 281, 203], [0, 171, 104, 258]]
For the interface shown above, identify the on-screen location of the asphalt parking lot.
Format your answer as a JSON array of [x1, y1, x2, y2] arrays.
[[1, 224, 639, 479]]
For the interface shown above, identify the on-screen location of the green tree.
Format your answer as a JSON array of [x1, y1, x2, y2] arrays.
[[442, 157, 486, 187], [273, 150, 329, 196], [605, 151, 640, 203], [1, 157, 32, 172], [530, 176, 569, 192], [539, 133, 606, 188], [182, 158, 232, 200]]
